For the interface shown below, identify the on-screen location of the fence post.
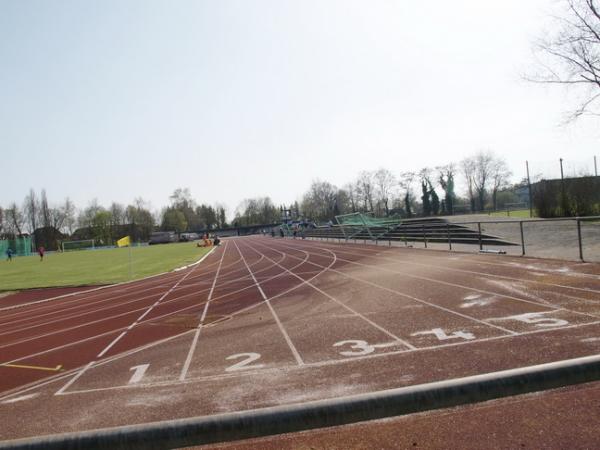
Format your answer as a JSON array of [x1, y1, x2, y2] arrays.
[[447, 223, 452, 251], [577, 218, 584, 261], [477, 222, 483, 251], [422, 224, 428, 249], [520, 221, 525, 256]]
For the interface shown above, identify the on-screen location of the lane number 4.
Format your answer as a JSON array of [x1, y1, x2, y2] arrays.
[[411, 328, 475, 341]]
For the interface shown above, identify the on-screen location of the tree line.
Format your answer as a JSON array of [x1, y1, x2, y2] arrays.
[[1, 150, 515, 247], [297, 150, 513, 223], [0, 188, 229, 248]]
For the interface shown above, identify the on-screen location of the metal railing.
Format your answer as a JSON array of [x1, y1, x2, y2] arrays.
[[303, 216, 600, 262]]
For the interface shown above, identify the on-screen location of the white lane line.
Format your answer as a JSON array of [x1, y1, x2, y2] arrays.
[[180, 242, 229, 381], [234, 240, 305, 366], [298, 243, 600, 321], [96, 249, 217, 359], [0, 247, 231, 327], [0, 255, 228, 329], [261, 240, 519, 336], [1, 393, 39, 404], [59, 317, 600, 397], [55, 361, 95, 395], [0, 251, 298, 368], [289, 238, 600, 296], [311, 237, 600, 282], [0, 255, 262, 340], [244, 240, 417, 350], [0, 249, 226, 314], [0, 328, 201, 403]]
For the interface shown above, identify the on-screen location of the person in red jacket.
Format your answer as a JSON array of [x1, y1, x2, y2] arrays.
[[38, 246, 45, 261]]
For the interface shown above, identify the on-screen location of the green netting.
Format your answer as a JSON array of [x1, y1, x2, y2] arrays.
[[0, 237, 32, 257], [335, 213, 401, 227], [62, 240, 95, 252]]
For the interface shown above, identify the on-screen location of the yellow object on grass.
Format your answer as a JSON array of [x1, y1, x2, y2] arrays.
[[117, 236, 131, 247]]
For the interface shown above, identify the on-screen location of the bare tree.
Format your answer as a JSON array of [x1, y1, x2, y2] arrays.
[[530, 0, 600, 119], [109, 202, 126, 226], [399, 171, 417, 216], [463, 151, 508, 211], [373, 168, 396, 216], [472, 151, 494, 211], [301, 180, 338, 222], [40, 189, 51, 229], [490, 158, 513, 210], [461, 158, 477, 212], [5, 203, 24, 236], [23, 188, 39, 234], [357, 171, 375, 212], [78, 199, 103, 228], [343, 182, 360, 213], [62, 197, 77, 234]]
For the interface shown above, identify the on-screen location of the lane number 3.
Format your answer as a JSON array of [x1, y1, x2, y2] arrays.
[[333, 340, 375, 356]]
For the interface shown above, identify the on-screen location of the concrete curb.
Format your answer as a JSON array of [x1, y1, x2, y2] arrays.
[[2, 354, 600, 449]]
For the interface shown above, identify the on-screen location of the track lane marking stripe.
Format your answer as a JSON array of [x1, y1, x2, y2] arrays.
[[180, 242, 229, 381], [234, 240, 305, 366]]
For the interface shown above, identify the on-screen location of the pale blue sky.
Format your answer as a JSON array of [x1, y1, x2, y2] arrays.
[[1, 0, 598, 216]]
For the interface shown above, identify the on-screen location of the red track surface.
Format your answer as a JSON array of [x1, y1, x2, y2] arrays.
[[1, 236, 600, 445]]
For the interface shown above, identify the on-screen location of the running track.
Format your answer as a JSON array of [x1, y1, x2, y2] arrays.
[[1, 235, 600, 442]]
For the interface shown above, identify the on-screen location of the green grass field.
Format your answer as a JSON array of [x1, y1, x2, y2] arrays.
[[0, 243, 212, 291], [488, 209, 536, 218]]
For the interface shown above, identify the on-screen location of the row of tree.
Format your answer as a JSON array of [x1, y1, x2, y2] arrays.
[[0, 151, 512, 244], [297, 151, 512, 222], [0, 186, 241, 249], [161, 188, 227, 233]]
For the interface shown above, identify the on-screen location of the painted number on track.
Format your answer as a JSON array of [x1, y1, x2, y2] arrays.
[[334, 340, 375, 356], [333, 340, 405, 356], [225, 353, 265, 372], [129, 364, 149, 384], [504, 312, 569, 328], [411, 328, 475, 341]]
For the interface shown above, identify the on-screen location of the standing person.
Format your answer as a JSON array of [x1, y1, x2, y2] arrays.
[[279, 228, 284, 238], [6, 248, 13, 261], [38, 246, 45, 261]]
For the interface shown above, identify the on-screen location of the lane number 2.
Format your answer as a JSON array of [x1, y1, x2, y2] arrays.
[[225, 353, 265, 372], [411, 328, 475, 341], [129, 364, 149, 384]]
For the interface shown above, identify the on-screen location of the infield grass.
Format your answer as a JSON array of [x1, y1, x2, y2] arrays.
[[488, 209, 536, 218], [0, 242, 212, 291]]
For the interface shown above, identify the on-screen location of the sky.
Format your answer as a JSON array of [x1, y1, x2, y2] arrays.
[[1, 0, 599, 217]]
